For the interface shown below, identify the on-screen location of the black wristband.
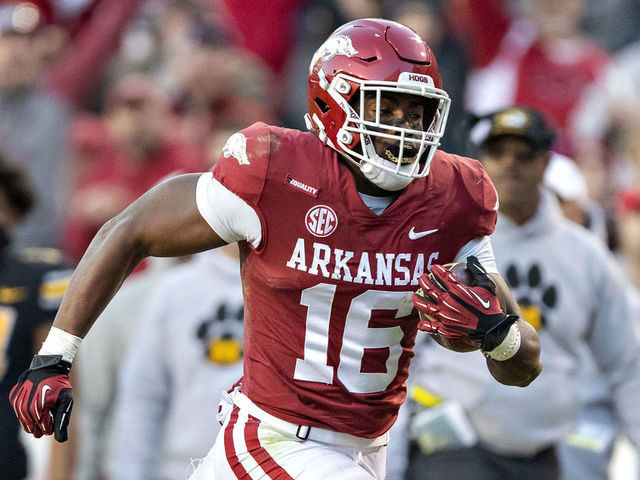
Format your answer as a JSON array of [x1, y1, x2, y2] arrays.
[[29, 355, 72, 372], [481, 314, 518, 352]]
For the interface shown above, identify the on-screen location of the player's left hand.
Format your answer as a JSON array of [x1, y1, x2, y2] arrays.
[[9, 355, 73, 442], [412, 256, 517, 351]]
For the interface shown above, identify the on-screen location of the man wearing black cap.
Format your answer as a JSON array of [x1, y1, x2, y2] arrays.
[[0, 0, 147, 252], [471, 106, 557, 227], [394, 106, 640, 480]]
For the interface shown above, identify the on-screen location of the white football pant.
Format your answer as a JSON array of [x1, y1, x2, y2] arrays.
[[187, 388, 387, 479]]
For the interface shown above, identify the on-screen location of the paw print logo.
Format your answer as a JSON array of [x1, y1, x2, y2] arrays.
[[503, 263, 558, 330], [196, 302, 244, 364]]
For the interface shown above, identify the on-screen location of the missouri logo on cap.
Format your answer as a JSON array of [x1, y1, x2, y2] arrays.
[[491, 109, 531, 136], [468, 106, 557, 151]]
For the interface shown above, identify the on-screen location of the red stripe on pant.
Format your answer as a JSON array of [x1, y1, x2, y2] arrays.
[[245, 414, 295, 479], [224, 406, 295, 479], [224, 406, 251, 479]]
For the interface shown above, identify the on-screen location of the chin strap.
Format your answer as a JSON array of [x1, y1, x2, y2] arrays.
[[359, 138, 414, 191], [360, 163, 414, 192]]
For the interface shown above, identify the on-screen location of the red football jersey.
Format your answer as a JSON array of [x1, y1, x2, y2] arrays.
[[212, 122, 497, 437]]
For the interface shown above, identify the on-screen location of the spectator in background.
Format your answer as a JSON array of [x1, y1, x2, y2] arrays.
[[613, 39, 640, 106], [163, 20, 278, 147], [0, 1, 70, 250], [0, 157, 74, 480], [220, 0, 302, 77], [63, 73, 207, 263], [615, 115, 640, 287], [580, 0, 640, 53], [395, 106, 640, 480], [74, 255, 180, 480], [111, 1, 279, 148], [109, 0, 212, 81], [455, 0, 613, 165], [391, 1, 470, 155], [109, 245, 243, 480], [542, 151, 635, 480], [0, 0, 147, 250], [603, 39, 640, 286], [453, 0, 637, 234], [543, 152, 608, 242]]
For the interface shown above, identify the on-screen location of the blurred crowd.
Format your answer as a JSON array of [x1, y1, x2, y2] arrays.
[[1, 0, 640, 479], [1, 0, 639, 279]]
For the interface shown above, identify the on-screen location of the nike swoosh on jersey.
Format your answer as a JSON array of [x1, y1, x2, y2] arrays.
[[408, 227, 439, 240], [469, 290, 490, 309]]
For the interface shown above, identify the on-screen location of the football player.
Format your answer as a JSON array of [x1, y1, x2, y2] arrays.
[[10, 19, 541, 479], [0, 158, 74, 480]]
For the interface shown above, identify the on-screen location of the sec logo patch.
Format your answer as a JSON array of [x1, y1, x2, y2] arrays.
[[305, 205, 338, 237]]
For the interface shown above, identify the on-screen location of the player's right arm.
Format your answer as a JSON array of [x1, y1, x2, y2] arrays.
[[10, 173, 227, 441], [56, 173, 226, 337], [485, 272, 542, 386]]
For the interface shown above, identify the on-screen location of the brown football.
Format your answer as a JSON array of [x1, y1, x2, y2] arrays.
[[421, 262, 481, 352]]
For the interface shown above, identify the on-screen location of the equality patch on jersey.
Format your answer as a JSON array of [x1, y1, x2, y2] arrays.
[[222, 132, 250, 166], [305, 205, 338, 237], [285, 175, 318, 197]]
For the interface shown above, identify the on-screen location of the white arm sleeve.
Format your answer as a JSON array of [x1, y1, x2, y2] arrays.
[[453, 236, 498, 274], [195, 172, 262, 248]]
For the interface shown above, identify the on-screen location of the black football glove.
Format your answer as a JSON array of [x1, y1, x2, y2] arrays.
[[412, 255, 517, 351], [9, 355, 73, 442]]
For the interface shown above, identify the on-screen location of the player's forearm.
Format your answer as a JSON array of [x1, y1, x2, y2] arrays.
[[486, 319, 542, 386], [53, 211, 147, 338], [483, 273, 542, 386]]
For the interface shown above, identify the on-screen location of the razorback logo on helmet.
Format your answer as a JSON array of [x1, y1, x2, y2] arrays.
[[222, 133, 250, 166], [310, 35, 358, 72], [305, 205, 338, 237]]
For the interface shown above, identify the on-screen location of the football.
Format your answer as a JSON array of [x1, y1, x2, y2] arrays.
[[443, 262, 472, 285], [420, 262, 482, 352]]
